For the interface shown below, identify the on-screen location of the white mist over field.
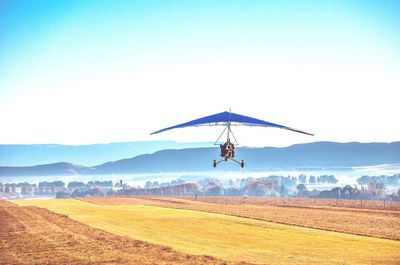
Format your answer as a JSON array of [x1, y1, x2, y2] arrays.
[[2, 164, 399, 190]]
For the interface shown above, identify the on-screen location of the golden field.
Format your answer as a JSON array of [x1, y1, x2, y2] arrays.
[[0, 200, 250, 265], [84, 196, 400, 240], [14, 198, 400, 265]]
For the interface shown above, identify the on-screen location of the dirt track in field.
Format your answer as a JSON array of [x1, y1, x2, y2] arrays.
[[83, 196, 400, 240], [0, 200, 252, 265]]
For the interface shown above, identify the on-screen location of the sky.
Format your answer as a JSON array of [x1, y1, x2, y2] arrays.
[[0, 0, 399, 147]]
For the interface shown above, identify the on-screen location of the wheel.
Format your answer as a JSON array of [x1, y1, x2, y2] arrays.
[[240, 160, 245, 168], [213, 160, 217, 168]]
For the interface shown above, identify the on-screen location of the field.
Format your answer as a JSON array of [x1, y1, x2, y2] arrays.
[[84, 196, 400, 240], [0, 200, 250, 265], [191, 196, 400, 210], [12, 198, 400, 265]]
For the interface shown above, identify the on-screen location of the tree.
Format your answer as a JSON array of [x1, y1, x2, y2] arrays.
[[144, 181, 152, 189], [357, 176, 370, 185], [52, 181, 65, 187], [68, 181, 85, 189], [331, 187, 341, 198], [247, 183, 268, 197], [204, 186, 223, 196], [368, 180, 386, 199], [326, 175, 338, 184], [152, 181, 160, 188], [228, 179, 235, 188], [309, 176, 316, 184], [299, 175, 307, 184], [342, 185, 355, 198], [297, 184, 307, 192], [318, 175, 338, 184], [280, 185, 289, 197]]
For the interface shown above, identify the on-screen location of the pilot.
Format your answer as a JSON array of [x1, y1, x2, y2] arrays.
[[220, 142, 227, 157], [220, 138, 235, 158], [226, 140, 235, 158]]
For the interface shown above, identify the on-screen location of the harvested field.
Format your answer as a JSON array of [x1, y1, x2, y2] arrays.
[[15, 198, 400, 265], [0, 200, 250, 265], [191, 196, 400, 210], [84, 196, 400, 240]]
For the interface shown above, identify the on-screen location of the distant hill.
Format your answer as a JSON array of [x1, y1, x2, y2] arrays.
[[93, 141, 400, 173], [0, 162, 92, 176], [0, 141, 211, 166], [0, 141, 399, 176]]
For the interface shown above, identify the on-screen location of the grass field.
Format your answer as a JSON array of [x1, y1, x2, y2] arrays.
[[15, 198, 400, 265], [84, 196, 400, 240], [0, 200, 250, 265]]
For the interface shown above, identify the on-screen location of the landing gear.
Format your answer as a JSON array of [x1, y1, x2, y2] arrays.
[[212, 158, 245, 168]]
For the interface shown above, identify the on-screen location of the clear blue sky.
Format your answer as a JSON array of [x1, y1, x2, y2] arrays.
[[1, 0, 399, 145]]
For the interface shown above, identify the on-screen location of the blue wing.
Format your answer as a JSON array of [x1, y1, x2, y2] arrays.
[[150, 111, 313, 136]]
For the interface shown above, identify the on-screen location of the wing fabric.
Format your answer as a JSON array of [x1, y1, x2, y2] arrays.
[[151, 111, 313, 136]]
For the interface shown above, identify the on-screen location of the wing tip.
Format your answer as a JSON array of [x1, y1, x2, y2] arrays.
[[286, 127, 314, 136]]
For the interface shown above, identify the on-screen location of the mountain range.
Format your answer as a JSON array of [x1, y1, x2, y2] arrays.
[[0, 141, 399, 176], [0, 141, 211, 166]]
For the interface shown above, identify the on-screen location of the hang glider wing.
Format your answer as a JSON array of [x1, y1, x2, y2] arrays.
[[150, 111, 313, 136]]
